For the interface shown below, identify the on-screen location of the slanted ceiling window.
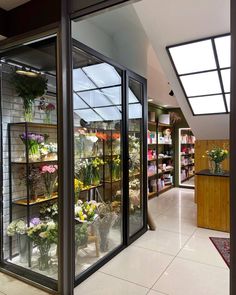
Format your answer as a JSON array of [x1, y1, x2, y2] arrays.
[[167, 34, 230, 115]]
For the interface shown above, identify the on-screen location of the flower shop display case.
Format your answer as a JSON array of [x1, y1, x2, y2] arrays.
[[0, 32, 147, 293]]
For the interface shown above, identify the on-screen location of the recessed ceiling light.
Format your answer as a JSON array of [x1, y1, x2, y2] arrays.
[[148, 98, 153, 102]]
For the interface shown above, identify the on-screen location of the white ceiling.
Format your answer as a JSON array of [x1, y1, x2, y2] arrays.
[[0, 0, 30, 10], [134, 0, 230, 140], [86, 5, 179, 107]]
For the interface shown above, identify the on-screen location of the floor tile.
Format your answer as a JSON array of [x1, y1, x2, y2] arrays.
[[133, 229, 189, 256], [0, 272, 48, 295], [153, 257, 229, 295], [74, 272, 148, 295], [154, 215, 197, 236], [164, 205, 197, 220], [100, 245, 173, 288], [193, 228, 230, 239], [177, 235, 228, 268], [148, 290, 168, 295]]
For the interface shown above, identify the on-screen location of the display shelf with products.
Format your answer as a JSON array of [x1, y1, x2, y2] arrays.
[[179, 128, 196, 187], [157, 123, 174, 195]]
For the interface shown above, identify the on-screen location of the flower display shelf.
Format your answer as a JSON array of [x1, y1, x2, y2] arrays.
[[11, 160, 57, 165], [13, 194, 58, 206]]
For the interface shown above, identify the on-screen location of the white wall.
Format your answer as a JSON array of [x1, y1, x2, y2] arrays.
[[134, 0, 230, 140], [72, 20, 114, 59]]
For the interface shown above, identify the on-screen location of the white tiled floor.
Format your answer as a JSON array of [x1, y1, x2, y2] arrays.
[[0, 188, 230, 295]]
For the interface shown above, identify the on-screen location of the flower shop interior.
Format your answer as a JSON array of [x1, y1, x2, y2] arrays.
[[0, 1, 233, 295]]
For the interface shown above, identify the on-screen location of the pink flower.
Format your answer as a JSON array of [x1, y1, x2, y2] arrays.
[[40, 165, 58, 174]]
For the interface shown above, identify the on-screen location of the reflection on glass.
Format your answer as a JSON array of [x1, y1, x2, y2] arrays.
[[72, 47, 123, 277], [180, 71, 221, 97], [169, 40, 216, 74], [1, 38, 59, 281], [189, 95, 226, 114], [128, 78, 143, 237]]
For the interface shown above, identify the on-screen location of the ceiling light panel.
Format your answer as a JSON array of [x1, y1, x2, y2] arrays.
[[129, 103, 142, 119], [180, 71, 221, 97], [73, 93, 88, 109], [221, 69, 230, 93], [215, 36, 231, 68], [189, 95, 226, 115], [169, 40, 216, 74]]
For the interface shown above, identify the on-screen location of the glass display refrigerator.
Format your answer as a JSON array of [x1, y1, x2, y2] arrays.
[[0, 35, 147, 292]]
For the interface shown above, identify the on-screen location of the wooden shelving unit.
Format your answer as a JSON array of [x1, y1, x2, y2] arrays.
[[179, 128, 195, 187], [147, 109, 175, 198]]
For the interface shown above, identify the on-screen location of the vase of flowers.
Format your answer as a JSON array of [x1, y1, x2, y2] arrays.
[[38, 97, 55, 124], [111, 156, 121, 181], [40, 142, 57, 161], [19, 166, 40, 201], [96, 203, 117, 252], [91, 158, 105, 186], [204, 146, 229, 174], [7, 219, 31, 263], [20, 132, 46, 162], [27, 219, 57, 271], [40, 165, 58, 198], [11, 71, 47, 122]]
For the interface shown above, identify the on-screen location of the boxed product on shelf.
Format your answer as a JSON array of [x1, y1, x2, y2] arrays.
[[159, 114, 170, 125], [148, 130, 157, 144], [148, 111, 156, 122]]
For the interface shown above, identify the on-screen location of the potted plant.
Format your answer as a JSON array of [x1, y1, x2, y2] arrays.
[[7, 219, 31, 263], [11, 71, 47, 122]]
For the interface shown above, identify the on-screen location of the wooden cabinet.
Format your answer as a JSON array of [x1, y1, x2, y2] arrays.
[[196, 169, 229, 232]]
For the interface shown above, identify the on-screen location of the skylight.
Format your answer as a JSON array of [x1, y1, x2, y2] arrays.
[[167, 34, 230, 115], [73, 62, 141, 121]]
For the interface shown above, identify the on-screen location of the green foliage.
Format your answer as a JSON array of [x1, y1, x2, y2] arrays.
[[11, 71, 48, 108], [75, 223, 88, 247]]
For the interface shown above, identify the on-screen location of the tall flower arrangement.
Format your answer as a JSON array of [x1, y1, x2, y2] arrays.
[[20, 132, 46, 160], [40, 165, 58, 198], [11, 71, 47, 122]]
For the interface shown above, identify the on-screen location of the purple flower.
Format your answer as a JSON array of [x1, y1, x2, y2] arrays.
[[30, 217, 41, 226]]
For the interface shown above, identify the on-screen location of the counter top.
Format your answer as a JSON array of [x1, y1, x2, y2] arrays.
[[196, 169, 229, 177]]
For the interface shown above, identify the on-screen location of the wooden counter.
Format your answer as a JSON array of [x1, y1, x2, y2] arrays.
[[196, 169, 230, 232]]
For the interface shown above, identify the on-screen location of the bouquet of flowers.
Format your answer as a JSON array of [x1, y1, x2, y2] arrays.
[[38, 97, 55, 124], [204, 146, 229, 174], [75, 159, 92, 187], [27, 219, 58, 270], [40, 203, 58, 221], [40, 142, 57, 160], [205, 146, 229, 163], [20, 132, 47, 160], [40, 165, 58, 198], [74, 200, 97, 223], [91, 157, 105, 185], [7, 219, 27, 236], [19, 165, 41, 201], [74, 178, 83, 203], [11, 71, 47, 122]]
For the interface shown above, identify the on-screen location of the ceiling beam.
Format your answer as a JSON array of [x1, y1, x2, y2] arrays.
[[0, 0, 60, 38]]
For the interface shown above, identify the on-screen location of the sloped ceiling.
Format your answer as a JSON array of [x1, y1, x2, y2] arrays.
[[134, 0, 230, 140], [0, 0, 30, 10]]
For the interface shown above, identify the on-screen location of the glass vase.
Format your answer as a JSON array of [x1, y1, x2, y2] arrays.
[[18, 234, 32, 264], [209, 161, 223, 174], [24, 103, 34, 122], [38, 243, 51, 271], [44, 111, 52, 124]]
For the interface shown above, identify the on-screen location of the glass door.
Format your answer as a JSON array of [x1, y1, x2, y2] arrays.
[[127, 73, 147, 238], [72, 41, 124, 279]]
